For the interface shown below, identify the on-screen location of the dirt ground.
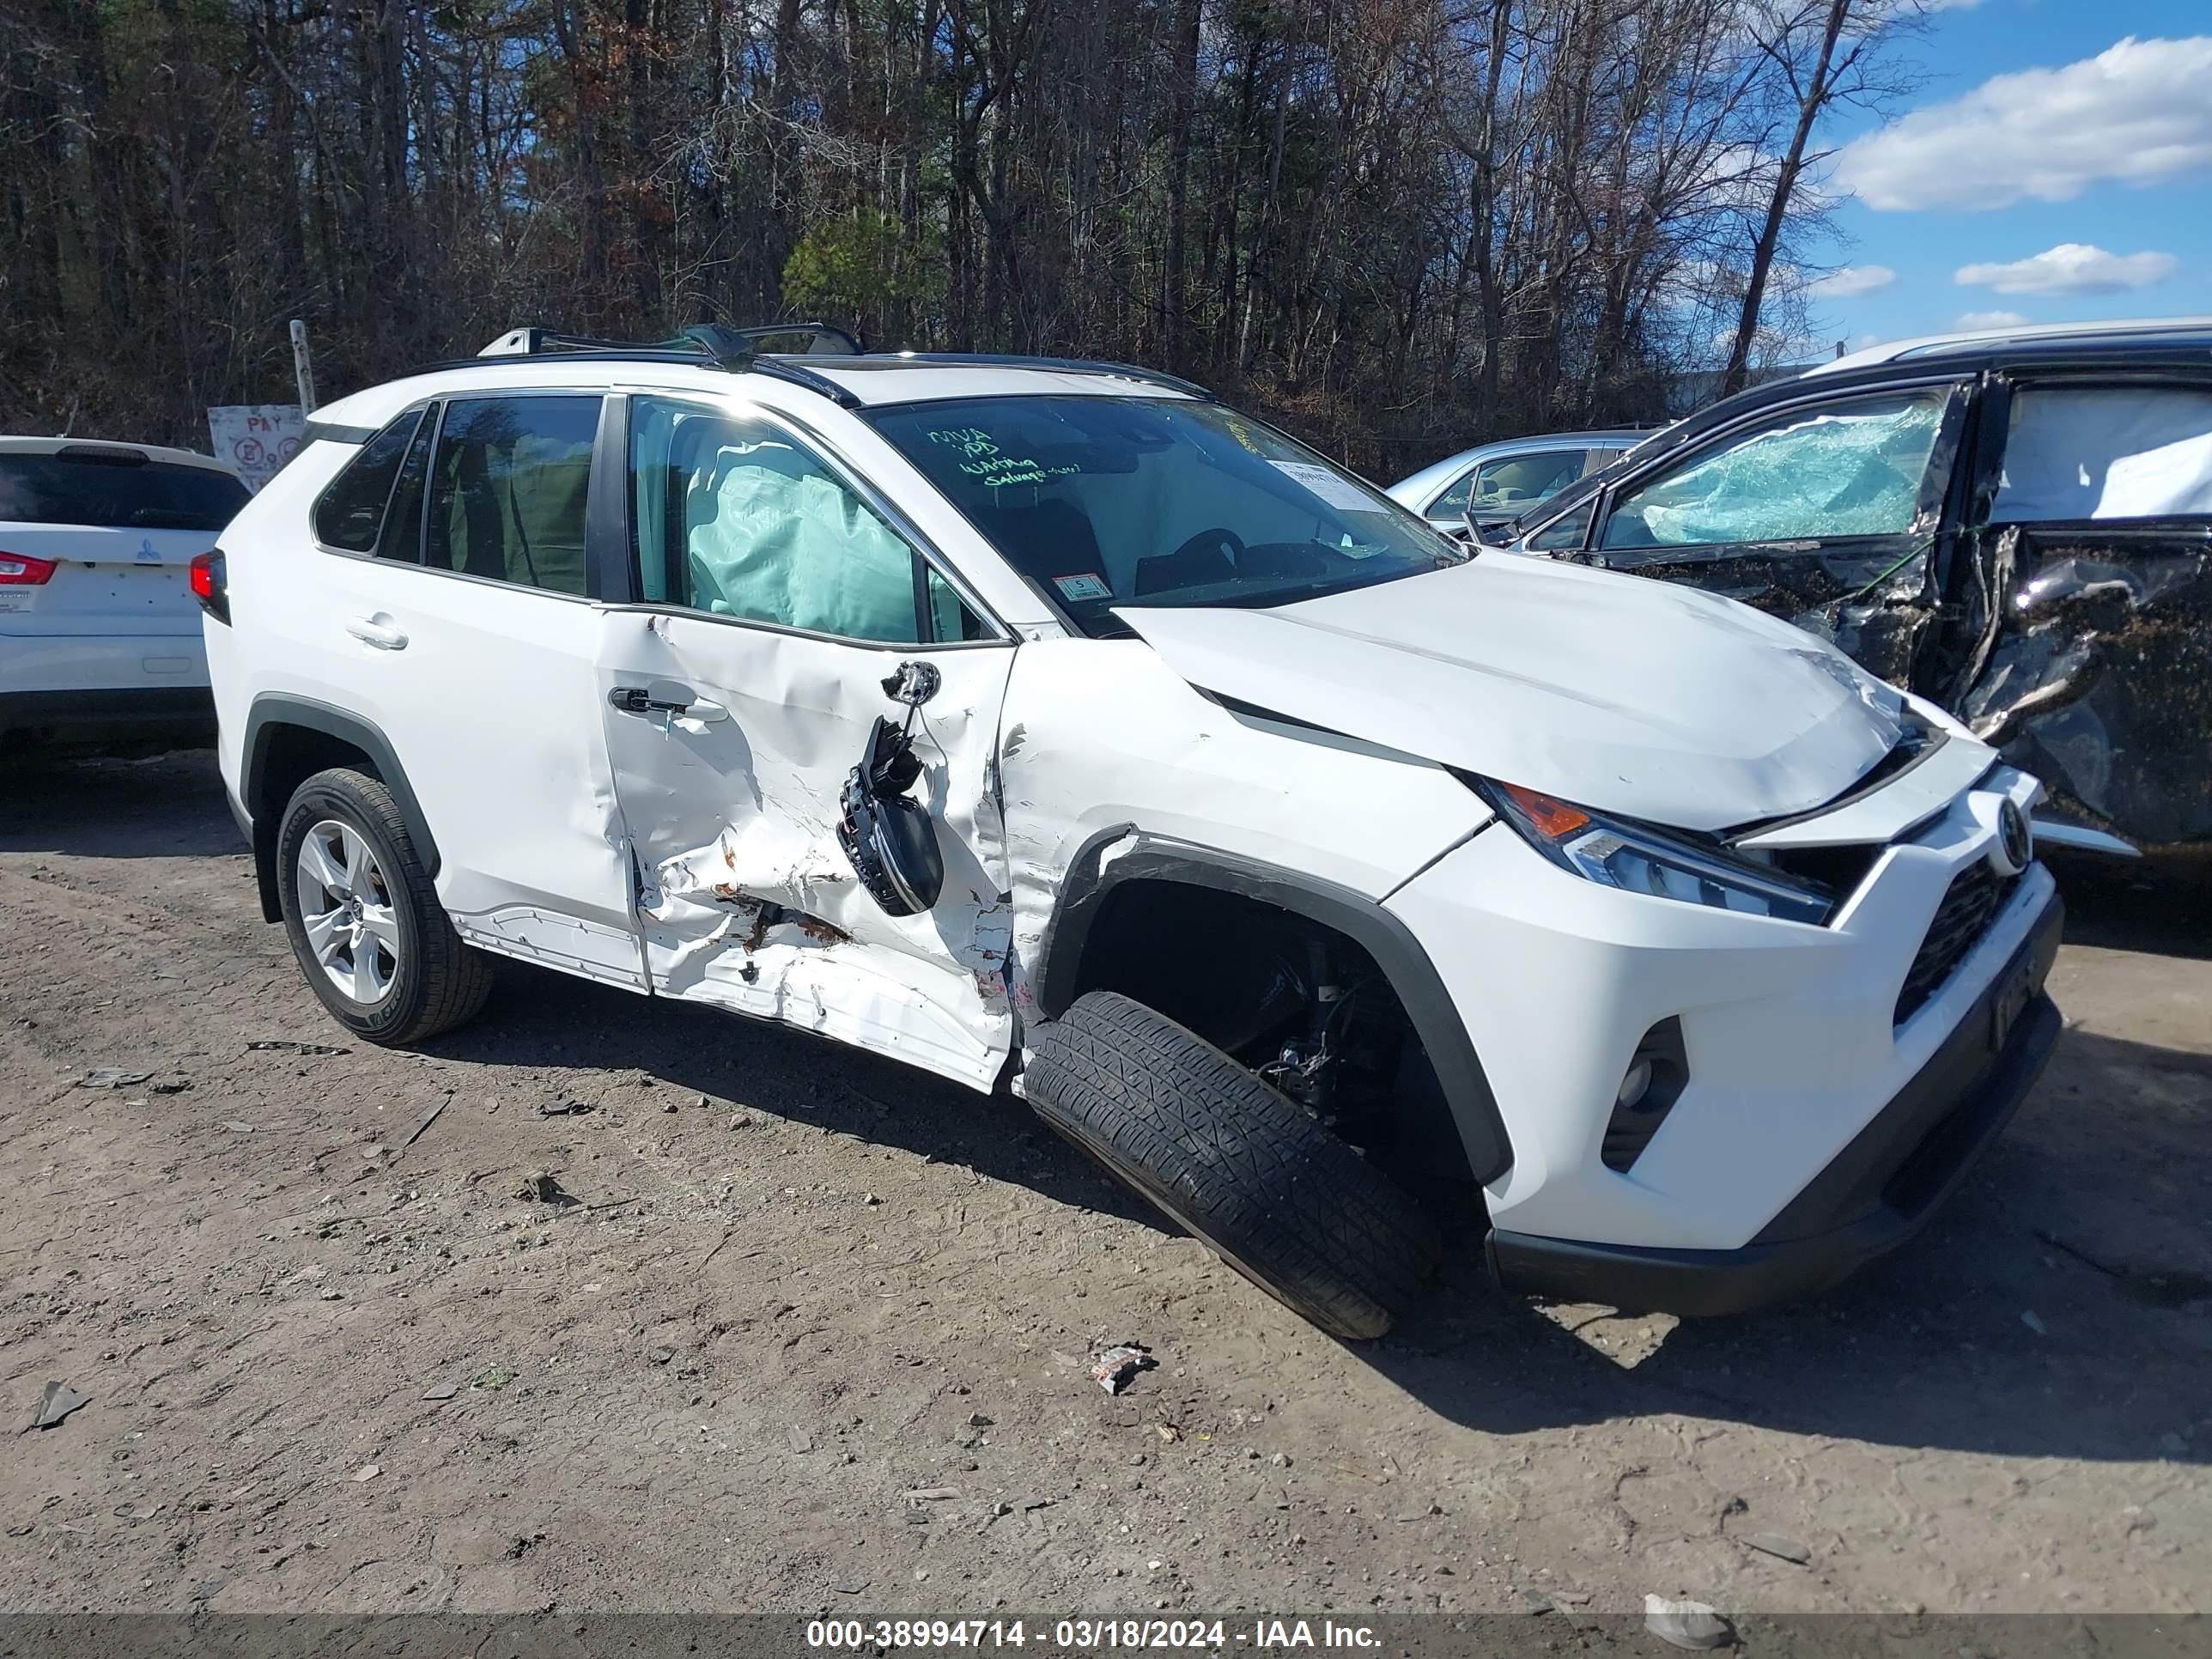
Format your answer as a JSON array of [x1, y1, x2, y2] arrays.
[[1, 749, 2206, 1621]]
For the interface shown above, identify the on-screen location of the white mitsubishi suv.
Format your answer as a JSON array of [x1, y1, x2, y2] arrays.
[[3, 437, 248, 747], [201, 325, 2063, 1339]]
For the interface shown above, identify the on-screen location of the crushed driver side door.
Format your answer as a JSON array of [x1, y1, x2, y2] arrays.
[[596, 394, 1019, 1089]]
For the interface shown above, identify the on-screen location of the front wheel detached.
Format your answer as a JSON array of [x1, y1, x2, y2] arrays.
[[1024, 990, 1441, 1340]]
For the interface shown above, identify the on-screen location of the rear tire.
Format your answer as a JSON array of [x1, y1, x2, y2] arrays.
[[276, 767, 495, 1045], [1025, 990, 1440, 1340]]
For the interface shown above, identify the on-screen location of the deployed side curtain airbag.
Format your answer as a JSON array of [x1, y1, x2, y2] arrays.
[[687, 459, 919, 642], [1991, 386, 2212, 522]]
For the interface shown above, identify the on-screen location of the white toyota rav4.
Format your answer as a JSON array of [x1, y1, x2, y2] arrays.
[[202, 325, 2063, 1339]]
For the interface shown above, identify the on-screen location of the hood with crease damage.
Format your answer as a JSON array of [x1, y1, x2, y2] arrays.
[[1115, 555, 1908, 833]]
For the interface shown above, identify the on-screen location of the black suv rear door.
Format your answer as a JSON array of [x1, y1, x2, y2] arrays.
[[1942, 373, 2212, 852]]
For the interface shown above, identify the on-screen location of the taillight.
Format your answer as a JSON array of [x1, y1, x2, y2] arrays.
[[0, 552, 58, 585], [190, 549, 229, 623]]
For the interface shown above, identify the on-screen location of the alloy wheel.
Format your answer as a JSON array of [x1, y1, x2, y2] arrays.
[[294, 818, 400, 1004]]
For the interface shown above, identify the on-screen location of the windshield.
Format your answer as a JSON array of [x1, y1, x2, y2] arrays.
[[866, 396, 1463, 635], [0, 452, 248, 531]]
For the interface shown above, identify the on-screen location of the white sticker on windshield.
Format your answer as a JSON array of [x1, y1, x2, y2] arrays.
[[1271, 459, 1387, 512], [1053, 572, 1113, 602]]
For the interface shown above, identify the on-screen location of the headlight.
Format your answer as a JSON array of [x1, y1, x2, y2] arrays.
[[1469, 779, 1832, 926]]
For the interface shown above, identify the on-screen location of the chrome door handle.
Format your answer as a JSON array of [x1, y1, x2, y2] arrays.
[[345, 616, 408, 651]]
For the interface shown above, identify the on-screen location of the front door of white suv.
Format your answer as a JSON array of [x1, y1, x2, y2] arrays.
[[595, 394, 1018, 1089]]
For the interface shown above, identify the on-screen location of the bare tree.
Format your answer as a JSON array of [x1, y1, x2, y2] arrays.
[[1720, 0, 1922, 396]]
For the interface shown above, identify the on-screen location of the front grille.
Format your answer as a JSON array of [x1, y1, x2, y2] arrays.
[[1895, 861, 2015, 1024]]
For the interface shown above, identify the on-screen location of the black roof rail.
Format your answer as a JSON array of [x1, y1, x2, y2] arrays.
[[459, 321, 868, 407], [477, 321, 864, 361]]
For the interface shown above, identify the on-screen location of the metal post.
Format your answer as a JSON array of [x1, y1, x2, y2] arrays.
[[289, 319, 319, 413]]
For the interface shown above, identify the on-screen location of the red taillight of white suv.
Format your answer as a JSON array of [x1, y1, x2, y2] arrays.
[[0, 551, 59, 585]]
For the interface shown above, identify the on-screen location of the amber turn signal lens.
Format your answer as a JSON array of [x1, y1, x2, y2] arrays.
[[1499, 782, 1591, 841]]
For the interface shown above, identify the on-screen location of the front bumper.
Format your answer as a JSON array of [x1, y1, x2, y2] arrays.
[[1487, 888, 2063, 1315]]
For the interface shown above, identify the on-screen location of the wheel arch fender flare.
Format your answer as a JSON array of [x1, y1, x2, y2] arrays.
[[242, 696, 442, 922], [1027, 825, 1513, 1186]]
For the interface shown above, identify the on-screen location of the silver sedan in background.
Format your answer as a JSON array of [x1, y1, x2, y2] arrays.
[[1387, 429, 1647, 534]]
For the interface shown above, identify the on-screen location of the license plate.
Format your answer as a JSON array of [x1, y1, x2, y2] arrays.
[[1990, 953, 2039, 1051]]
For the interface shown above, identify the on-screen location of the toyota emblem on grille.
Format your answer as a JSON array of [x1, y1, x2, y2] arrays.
[[1993, 799, 2033, 876]]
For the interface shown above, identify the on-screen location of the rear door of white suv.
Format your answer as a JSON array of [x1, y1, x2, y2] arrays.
[[0, 440, 246, 734], [262, 394, 645, 988]]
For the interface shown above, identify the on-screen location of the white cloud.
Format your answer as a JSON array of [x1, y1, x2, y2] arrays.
[[1832, 35, 2212, 211], [1954, 243, 2178, 297], [1806, 264, 1895, 300], [1954, 310, 2029, 331]]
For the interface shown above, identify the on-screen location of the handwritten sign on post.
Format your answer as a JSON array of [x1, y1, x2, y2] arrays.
[[206, 404, 306, 493]]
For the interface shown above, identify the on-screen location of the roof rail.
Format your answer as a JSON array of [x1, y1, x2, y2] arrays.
[[881, 352, 1213, 401], [476, 321, 865, 361], [467, 321, 868, 407]]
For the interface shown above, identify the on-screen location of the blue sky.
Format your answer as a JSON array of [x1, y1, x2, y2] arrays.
[[1799, 1, 2212, 356]]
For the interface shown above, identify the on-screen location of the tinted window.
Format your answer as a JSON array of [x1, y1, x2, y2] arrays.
[[378, 412, 436, 565], [629, 397, 923, 643], [1525, 500, 1594, 551], [0, 449, 248, 532], [1601, 391, 1947, 550], [425, 397, 599, 594], [867, 397, 1461, 637], [313, 413, 423, 551]]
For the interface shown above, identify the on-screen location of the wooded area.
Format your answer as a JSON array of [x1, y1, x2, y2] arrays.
[[1, 0, 1916, 474]]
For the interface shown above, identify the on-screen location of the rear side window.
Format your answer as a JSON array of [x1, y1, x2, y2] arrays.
[[0, 449, 247, 532], [313, 412, 423, 551], [425, 397, 599, 595], [1992, 385, 2212, 521]]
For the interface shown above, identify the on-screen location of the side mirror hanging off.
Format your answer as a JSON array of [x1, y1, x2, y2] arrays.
[[836, 682, 946, 917]]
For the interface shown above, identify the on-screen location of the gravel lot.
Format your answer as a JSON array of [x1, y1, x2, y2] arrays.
[[1, 750, 2206, 1619]]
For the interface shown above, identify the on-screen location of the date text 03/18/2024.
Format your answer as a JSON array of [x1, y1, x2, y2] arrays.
[[805, 1620, 1382, 1650]]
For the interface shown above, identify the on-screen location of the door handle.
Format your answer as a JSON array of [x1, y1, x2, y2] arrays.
[[345, 616, 408, 651], [610, 684, 726, 722]]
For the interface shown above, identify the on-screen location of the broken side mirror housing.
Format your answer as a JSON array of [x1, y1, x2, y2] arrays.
[[836, 713, 945, 916]]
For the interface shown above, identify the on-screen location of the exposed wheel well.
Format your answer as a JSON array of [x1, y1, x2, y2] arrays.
[[246, 724, 380, 922], [1060, 877, 1479, 1206]]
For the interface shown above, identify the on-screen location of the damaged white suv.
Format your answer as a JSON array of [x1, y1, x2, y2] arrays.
[[202, 325, 2063, 1339]]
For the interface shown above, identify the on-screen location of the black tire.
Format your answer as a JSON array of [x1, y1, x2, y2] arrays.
[[276, 767, 495, 1045], [1025, 990, 1441, 1340]]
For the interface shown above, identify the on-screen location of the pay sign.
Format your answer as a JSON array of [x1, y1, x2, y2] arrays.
[[207, 404, 306, 493]]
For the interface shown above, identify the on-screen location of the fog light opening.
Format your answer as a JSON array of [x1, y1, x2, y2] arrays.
[[1600, 1018, 1690, 1174], [1615, 1058, 1655, 1112]]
